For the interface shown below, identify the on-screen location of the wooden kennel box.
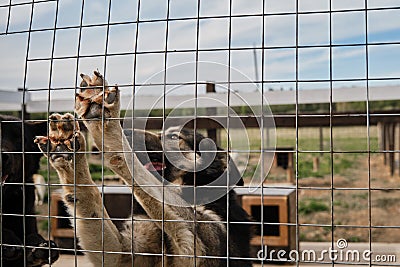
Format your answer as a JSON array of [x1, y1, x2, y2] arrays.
[[235, 187, 297, 257]]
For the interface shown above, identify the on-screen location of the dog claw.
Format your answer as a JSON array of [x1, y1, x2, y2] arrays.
[[80, 73, 89, 88], [105, 90, 116, 104], [94, 70, 102, 77], [80, 80, 88, 88], [34, 136, 49, 153]]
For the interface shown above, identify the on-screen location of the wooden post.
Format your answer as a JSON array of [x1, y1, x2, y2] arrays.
[[313, 157, 320, 172], [377, 122, 384, 151], [389, 123, 395, 176], [398, 123, 400, 176], [383, 123, 388, 165], [287, 152, 294, 184], [319, 127, 323, 156], [206, 83, 220, 146]]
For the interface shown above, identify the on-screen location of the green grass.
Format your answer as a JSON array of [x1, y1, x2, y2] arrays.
[[89, 163, 115, 181], [299, 199, 329, 215], [296, 153, 357, 179], [221, 126, 378, 182], [39, 219, 49, 232], [270, 126, 378, 179], [278, 137, 378, 152]]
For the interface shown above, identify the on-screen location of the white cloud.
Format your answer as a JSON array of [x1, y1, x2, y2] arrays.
[[368, 0, 400, 8], [139, 0, 167, 20], [298, 13, 330, 45], [2, 0, 74, 32], [368, 9, 400, 40], [264, 15, 296, 46], [199, 0, 230, 16], [265, 0, 296, 14], [0, 33, 27, 89], [298, 0, 330, 12], [82, 0, 109, 25], [231, 0, 262, 15], [332, 0, 365, 10], [168, 20, 197, 50], [7, 4, 32, 32], [137, 21, 166, 51], [199, 18, 229, 49]]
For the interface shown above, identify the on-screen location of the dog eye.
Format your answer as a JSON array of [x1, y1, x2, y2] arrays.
[[168, 133, 179, 140]]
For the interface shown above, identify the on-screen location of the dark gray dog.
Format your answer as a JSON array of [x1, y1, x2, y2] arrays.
[[1, 115, 59, 266]]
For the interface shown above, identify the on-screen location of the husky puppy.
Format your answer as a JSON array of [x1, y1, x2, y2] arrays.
[[127, 126, 253, 267]]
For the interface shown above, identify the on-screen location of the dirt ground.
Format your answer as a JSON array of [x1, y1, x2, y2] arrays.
[[289, 154, 400, 243]]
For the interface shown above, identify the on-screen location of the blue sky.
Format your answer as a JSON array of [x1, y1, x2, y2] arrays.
[[0, 0, 399, 101]]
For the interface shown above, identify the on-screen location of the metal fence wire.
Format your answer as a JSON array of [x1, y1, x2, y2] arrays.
[[1, 0, 400, 266]]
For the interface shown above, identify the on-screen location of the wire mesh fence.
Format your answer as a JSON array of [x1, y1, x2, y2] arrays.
[[1, 0, 400, 266]]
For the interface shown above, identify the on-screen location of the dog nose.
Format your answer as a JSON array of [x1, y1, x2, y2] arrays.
[[49, 241, 60, 263], [2, 245, 23, 261]]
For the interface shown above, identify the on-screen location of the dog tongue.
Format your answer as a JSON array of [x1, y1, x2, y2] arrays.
[[144, 162, 165, 172]]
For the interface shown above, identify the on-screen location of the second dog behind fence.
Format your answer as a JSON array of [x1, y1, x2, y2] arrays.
[[0, 115, 59, 267]]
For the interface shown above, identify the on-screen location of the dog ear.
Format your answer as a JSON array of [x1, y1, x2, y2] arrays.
[[193, 130, 245, 186]]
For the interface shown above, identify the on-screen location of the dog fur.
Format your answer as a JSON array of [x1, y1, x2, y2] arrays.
[[0, 115, 59, 266], [161, 127, 253, 266], [127, 127, 254, 267], [35, 71, 252, 266]]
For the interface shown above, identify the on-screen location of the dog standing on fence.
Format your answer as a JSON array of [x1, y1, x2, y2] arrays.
[[35, 71, 252, 266], [127, 126, 254, 267]]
